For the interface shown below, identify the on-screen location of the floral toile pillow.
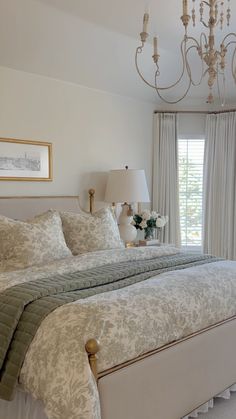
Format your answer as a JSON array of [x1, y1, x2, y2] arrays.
[[0, 210, 72, 272], [60, 207, 124, 255]]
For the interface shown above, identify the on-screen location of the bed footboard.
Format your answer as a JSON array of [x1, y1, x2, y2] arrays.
[[95, 316, 236, 419]]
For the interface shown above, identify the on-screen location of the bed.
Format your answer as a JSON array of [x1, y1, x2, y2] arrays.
[[0, 194, 236, 419]]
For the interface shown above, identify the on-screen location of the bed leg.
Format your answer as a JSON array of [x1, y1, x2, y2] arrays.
[[85, 339, 100, 382]]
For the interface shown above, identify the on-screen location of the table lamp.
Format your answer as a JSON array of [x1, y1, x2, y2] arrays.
[[105, 166, 150, 243]]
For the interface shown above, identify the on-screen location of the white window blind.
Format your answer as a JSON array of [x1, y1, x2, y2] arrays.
[[178, 138, 205, 248]]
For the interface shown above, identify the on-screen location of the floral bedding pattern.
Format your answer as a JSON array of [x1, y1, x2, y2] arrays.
[[60, 208, 124, 255], [0, 246, 178, 292], [1, 248, 236, 419], [0, 211, 72, 272]]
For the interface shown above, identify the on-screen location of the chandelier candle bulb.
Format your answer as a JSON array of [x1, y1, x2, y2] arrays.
[[143, 13, 149, 33], [183, 0, 188, 15], [153, 37, 158, 56]]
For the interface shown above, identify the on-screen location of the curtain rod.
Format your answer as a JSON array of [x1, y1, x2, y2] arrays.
[[154, 109, 236, 115]]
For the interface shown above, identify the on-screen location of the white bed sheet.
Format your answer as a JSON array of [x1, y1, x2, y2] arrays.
[[0, 389, 47, 419]]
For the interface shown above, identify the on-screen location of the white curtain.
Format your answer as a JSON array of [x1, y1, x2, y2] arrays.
[[204, 112, 236, 259], [153, 113, 181, 247]]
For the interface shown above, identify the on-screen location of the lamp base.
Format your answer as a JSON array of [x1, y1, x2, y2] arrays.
[[118, 203, 137, 244]]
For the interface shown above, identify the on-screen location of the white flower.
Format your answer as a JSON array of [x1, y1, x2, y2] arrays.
[[141, 210, 151, 221], [156, 218, 165, 228], [151, 211, 158, 219], [131, 220, 136, 226], [156, 215, 168, 228], [140, 220, 148, 229]]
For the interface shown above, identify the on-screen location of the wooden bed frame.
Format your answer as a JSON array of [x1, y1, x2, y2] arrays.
[[1, 193, 236, 419]]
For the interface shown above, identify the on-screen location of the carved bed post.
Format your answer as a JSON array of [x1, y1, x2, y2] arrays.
[[85, 339, 100, 382], [88, 189, 95, 214]]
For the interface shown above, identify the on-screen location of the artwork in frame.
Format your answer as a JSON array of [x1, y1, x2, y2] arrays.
[[0, 138, 52, 181]]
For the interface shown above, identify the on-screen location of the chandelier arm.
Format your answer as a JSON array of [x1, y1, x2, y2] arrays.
[[202, 68, 210, 78], [221, 33, 236, 46], [185, 45, 205, 86], [153, 39, 187, 90], [224, 40, 236, 50], [200, 20, 210, 29], [185, 36, 201, 49], [136, 38, 189, 92], [153, 70, 192, 105], [232, 47, 236, 83], [184, 35, 205, 85], [135, 46, 157, 89], [200, 32, 208, 48], [154, 36, 206, 91]]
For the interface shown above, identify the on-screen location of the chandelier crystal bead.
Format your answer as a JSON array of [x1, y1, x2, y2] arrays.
[[135, 0, 236, 105]]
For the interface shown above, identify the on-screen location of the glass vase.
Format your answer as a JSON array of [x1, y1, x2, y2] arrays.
[[144, 227, 155, 241]]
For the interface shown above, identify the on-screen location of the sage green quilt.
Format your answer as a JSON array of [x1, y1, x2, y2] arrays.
[[0, 253, 218, 401]]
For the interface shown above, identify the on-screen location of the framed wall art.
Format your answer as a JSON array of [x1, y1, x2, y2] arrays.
[[0, 138, 52, 181]]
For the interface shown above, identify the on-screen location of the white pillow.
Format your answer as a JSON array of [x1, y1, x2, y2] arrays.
[[0, 210, 72, 272], [60, 207, 124, 255]]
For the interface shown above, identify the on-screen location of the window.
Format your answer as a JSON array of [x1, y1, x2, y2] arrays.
[[178, 138, 205, 249]]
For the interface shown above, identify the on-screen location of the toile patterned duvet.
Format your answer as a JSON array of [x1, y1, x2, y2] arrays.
[[1, 246, 236, 419]]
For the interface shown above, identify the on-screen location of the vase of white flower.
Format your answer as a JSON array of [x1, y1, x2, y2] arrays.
[[132, 210, 168, 241], [144, 226, 156, 240]]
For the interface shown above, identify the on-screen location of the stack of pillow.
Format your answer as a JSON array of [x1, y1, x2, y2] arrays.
[[0, 208, 124, 272]]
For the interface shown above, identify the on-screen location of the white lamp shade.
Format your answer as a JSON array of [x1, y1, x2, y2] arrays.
[[105, 169, 150, 203]]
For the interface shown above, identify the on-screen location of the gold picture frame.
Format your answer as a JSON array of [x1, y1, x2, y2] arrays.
[[0, 138, 53, 181]]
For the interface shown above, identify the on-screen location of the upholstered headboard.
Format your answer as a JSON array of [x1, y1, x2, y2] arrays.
[[0, 192, 96, 220]]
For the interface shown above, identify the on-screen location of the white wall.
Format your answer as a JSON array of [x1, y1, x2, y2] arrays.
[[178, 114, 206, 138], [0, 67, 155, 209]]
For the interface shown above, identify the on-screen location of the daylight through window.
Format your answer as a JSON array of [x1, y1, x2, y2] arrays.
[[178, 139, 205, 248]]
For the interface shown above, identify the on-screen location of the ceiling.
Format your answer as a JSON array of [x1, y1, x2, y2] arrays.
[[0, 0, 236, 110], [37, 0, 184, 42]]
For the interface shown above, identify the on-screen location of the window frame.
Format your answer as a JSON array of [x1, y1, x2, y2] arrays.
[[178, 135, 205, 252]]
